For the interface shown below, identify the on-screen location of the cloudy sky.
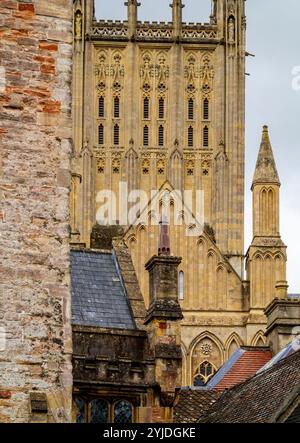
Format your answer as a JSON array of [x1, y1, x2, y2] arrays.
[[95, 0, 300, 292]]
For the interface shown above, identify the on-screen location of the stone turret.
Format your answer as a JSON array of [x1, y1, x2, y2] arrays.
[[170, 0, 184, 38], [246, 126, 287, 313], [125, 0, 140, 38]]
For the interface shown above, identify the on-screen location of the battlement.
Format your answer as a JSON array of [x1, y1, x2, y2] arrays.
[[91, 19, 218, 42]]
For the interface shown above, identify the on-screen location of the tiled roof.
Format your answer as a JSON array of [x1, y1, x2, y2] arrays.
[[199, 349, 300, 423], [207, 347, 272, 392], [173, 389, 221, 423], [71, 250, 136, 330]]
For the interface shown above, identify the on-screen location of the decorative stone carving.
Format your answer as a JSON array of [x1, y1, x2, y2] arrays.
[[200, 342, 213, 356]]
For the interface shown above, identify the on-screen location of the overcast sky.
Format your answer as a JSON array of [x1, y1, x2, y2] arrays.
[[95, 0, 300, 292]]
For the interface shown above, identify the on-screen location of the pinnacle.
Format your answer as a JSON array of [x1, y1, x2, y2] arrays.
[[252, 125, 281, 188]]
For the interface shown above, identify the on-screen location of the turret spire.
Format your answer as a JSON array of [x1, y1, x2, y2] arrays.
[[170, 0, 184, 37], [252, 125, 280, 188], [125, 0, 140, 37], [158, 217, 170, 256]]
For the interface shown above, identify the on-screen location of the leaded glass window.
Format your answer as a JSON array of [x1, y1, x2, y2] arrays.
[[114, 400, 133, 424], [75, 397, 85, 424], [90, 399, 109, 423], [193, 361, 216, 386]]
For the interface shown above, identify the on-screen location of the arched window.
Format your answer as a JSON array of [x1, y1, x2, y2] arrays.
[[98, 124, 104, 145], [75, 397, 85, 424], [114, 124, 119, 145], [203, 126, 209, 147], [144, 97, 149, 119], [188, 98, 194, 120], [99, 96, 105, 118], [188, 126, 194, 147], [179, 271, 184, 300], [114, 400, 133, 424], [90, 399, 109, 424], [114, 96, 120, 118], [193, 361, 216, 387], [203, 98, 209, 120], [158, 125, 164, 146], [143, 125, 149, 146], [159, 97, 165, 119]]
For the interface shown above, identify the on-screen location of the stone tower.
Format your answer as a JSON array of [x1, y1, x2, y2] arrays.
[[246, 126, 287, 332], [0, 0, 73, 423], [71, 0, 287, 386]]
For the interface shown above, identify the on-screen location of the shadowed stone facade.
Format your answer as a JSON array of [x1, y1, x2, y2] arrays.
[[0, 0, 73, 423]]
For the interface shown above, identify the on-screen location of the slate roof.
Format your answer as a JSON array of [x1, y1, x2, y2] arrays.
[[207, 347, 272, 392], [71, 250, 136, 330], [199, 349, 300, 423], [173, 389, 221, 423]]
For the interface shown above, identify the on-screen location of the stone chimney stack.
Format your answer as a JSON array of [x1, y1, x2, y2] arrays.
[[265, 298, 300, 355], [145, 222, 183, 418]]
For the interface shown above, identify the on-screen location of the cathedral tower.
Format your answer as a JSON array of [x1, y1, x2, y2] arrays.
[[71, 0, 286, 386]]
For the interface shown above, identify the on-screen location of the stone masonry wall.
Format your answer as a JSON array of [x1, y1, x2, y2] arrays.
[[0, 0, 73, 422]]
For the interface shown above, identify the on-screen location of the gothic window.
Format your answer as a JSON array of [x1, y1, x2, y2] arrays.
[[203, 126, 209, 147], [143, 125, 149, 146], [203, 98, 209, 120], [99, 96, 105, 118], [188, 98, 194, 120], [114, 400, 133, 424], [114, 96, 120, 118], [159, 97, 165, 119], [179, 271, 184, 300], [90, 399, 109, 424], [158, 125, 164, 147], [144, 97, 150, 119], [114, 124, 120, 145], [98, 124, 104, 145], [188, 126, 194, 147], [75, 397, 85, 424], [193, 361, 216, 387]]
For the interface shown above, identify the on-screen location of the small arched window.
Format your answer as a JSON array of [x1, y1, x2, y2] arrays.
[[159, 97, 165, 119], [188, 98, 194, 120], [99, 96, 105, 118], [114, 96, 120, 118], [158, 125, 164, 146], [75, 397, 86, 424], [114, 400, 133, 424], [193, 361, 216, 387], [114, 124, 119, 145], [179, 271, 184, 300], [203, 98, 209, 120], [203, 126, 209, 147], [143, 125, 149, 146], [98, 124, 104, 145], [188, 126, 194, 147], [90, 399, 109, 424], [144, 97, 150, 119]]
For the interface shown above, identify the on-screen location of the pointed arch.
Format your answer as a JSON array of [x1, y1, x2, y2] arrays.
[[225, 333, 243, 359], [188, 331, 225, 360], [188, 331, 225, 386], [251, 330, 266, 347]]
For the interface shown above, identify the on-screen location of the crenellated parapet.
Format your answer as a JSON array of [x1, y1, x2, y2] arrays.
[[90, 20, 219, 43]]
